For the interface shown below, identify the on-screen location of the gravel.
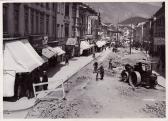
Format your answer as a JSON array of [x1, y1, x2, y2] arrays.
[[142, 101, 166, 118]]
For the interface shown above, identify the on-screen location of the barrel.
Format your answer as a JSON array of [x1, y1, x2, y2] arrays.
[[129, 71, 141, 87]]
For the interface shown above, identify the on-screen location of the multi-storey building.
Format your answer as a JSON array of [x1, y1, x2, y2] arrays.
[[3, 3, 57, 40], [152, 2, 165, 56]]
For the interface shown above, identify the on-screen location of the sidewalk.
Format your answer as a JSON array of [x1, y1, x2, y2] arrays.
[[48, 49, 109, 89], [3, 49, 111, 118]]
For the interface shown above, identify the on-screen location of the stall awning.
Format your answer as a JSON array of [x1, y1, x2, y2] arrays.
[[80, 41, 91, 50], [96, 41, 106, 47], [53, 47, 65, 56], [3, 39, 45, 97], [3, 71, 15, 97], [80, 41, 91, 55], [66, 38, 78, 45], [4, 39, 45, 73], [42, 46, 56, 59]]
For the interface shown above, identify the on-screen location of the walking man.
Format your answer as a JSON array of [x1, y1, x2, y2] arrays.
[[65, 54, 69, 65], [109, 59, 112, 70], [99, 65, 104, 80], [93, 62, 98, 73]]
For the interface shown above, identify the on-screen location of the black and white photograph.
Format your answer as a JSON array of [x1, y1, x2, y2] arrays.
[[2, 1, 166, 119]]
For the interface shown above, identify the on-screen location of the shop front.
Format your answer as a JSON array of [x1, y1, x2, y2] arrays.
[[42, 46, 57, 67], [96, 40, 106, 52], [3, 38, 45, 100], [80, 40, 91, 56], [53, 46, 66, 63], [65, 38, 79, 58]]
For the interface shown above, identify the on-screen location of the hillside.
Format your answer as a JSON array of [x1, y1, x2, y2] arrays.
[[119, 16, 147, 25], [85, 2, 161, 24]]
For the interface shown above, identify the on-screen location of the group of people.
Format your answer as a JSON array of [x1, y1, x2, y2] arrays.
[[93, 62, 104, 80], [93, 58, 115, 81]]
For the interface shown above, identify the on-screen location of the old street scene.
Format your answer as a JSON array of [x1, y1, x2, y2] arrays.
[[3, 2, 165, 118]]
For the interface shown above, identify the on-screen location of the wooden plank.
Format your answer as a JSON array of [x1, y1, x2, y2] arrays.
[[33, 80, 65, 99]]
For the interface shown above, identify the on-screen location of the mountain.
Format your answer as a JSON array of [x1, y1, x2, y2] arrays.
[[85, 2, 162, 25], [119, 16, 147, 25]]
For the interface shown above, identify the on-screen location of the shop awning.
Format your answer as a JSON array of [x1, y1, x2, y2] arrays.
[[80, 41, 91, 50], [53, 47, 65, 56], [96, 41, 106, 47], [4, 39, 45, 73], [42, 46, 56, 59], [66, 38, 78, 45], [3, 39, 45, 97], [80, 41, 91, 55], [3, 71, 15, 97]]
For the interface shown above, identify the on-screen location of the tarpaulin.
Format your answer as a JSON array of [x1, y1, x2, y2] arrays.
[[53, 47, 65, 56], [96, 41, 106, 47], [80, 41, 91, 55], [3, 39, 45, 97], [4, 39, 44, 72], [3, 71, 15, 97], [42, 46, 56, 59], [66, 38, 78, 45]]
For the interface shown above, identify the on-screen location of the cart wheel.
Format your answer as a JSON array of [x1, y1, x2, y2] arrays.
[[121, 70, 129, 82], [129, 71, 141, 87]]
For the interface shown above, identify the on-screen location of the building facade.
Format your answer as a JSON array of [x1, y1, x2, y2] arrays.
[[3, 3, 57, 40], [152, 2, 165, 56]]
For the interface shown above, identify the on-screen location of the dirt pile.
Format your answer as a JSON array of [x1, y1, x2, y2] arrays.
[[142, 101, 166, 118]]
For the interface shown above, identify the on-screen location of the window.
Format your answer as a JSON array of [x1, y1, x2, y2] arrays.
[[57, 3, 60, 13], [24, 6, 28, 34], [65, 23, 69, 37], [31, 10, 34, 34], [57, 24, 60, 38], [53, 17, 56, 36], [65, 3, 69, 16], [40, 13, 44, 34], [72, 26, 75, 37], [46, 15, 49, 34], [61, 3, 64, 14], [14, 4, 20, 35], [52, 4, 55, 11], [36, 12, 39, 34], [46, 3, 49, 9], [41, 3, 44, 7], [3, 5, 8, 33], [61, 25, 63, 37]]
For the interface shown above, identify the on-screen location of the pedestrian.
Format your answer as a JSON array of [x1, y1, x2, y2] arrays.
[[92, 53, 95, 59], [65, 54, 69, 65], [109, 59, 112, 70], [93, 61, 98, 73], [96, 68, 99, 81], [33, 69, 42, 92], [42, 71, 48, 90], [99, 65, 104, 80]]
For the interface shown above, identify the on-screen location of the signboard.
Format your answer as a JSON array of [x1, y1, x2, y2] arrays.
[[154, 37, 165, 45]]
